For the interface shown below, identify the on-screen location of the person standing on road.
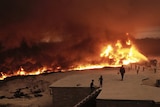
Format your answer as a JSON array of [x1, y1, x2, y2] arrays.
[[90, 80, 95, 92], [99, 75, 103, 87], [119, 65, 125, 81]]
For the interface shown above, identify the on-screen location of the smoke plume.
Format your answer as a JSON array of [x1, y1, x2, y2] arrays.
[[0, 0, 160, 73]]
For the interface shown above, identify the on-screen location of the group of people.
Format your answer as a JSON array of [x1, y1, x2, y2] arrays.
[[90, 65, 126, 92]]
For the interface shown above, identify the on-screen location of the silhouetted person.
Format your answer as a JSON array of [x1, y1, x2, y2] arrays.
[[119, 65, 125, 81], [143, 66, 145, 71], [99, 75, 103, 87], [135, 65, 137, 70], [154, 68, 157, 73], [137, 66, 140, 74], [90, 80, 95, 92]]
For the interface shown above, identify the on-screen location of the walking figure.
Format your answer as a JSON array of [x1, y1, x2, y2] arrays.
[[90, 80, 95, 92], [119, 65, 125, 81], [99, 75, 103, 87]]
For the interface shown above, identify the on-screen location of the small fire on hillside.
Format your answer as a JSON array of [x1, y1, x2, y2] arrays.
[[0, 35, 148, 80], [0, 66, 49, 80]]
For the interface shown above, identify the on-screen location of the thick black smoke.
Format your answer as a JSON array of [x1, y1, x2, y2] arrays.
[[0, 0, 160, 74]]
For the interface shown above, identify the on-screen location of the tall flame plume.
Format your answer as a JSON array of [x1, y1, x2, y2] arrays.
[[100, 39, 148, 66]]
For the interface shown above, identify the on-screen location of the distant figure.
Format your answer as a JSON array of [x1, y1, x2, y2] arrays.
[[154, 68, 157, 73], [119, 65, 125, 81], [143, 66, 145, 71], [135, 65, 137, 70], [137, 66, 140, 74], [99, 75, 103, 87], [90, 80, 95, 92]]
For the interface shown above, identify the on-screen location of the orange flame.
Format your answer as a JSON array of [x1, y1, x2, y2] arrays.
[[0, 38, 148, 80], [0, 72, 7, 80], [100, 39, 148, 66], [74, 39, 148, 70], [0, 66, 50, 80]]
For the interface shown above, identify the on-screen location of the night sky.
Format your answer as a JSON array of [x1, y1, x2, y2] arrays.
[[0, 0, 160, 73]]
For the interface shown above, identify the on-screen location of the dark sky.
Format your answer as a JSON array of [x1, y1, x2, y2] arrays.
[[0, 0, 160, 72], [0, 0, 160, 47]]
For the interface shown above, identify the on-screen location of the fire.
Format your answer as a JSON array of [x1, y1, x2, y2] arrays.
[[100, 39, 148, 66], [0, 36, 148, 80], [0, 66, 50, 80], [73, 40, 147, 70], [0, 72, 7, 80], [17, 66, 26, 75], [73, 65, 104, 70], [73, 38, 148, 70]]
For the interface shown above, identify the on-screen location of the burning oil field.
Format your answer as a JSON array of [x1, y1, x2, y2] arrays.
[[0, 0, 160, 80]]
